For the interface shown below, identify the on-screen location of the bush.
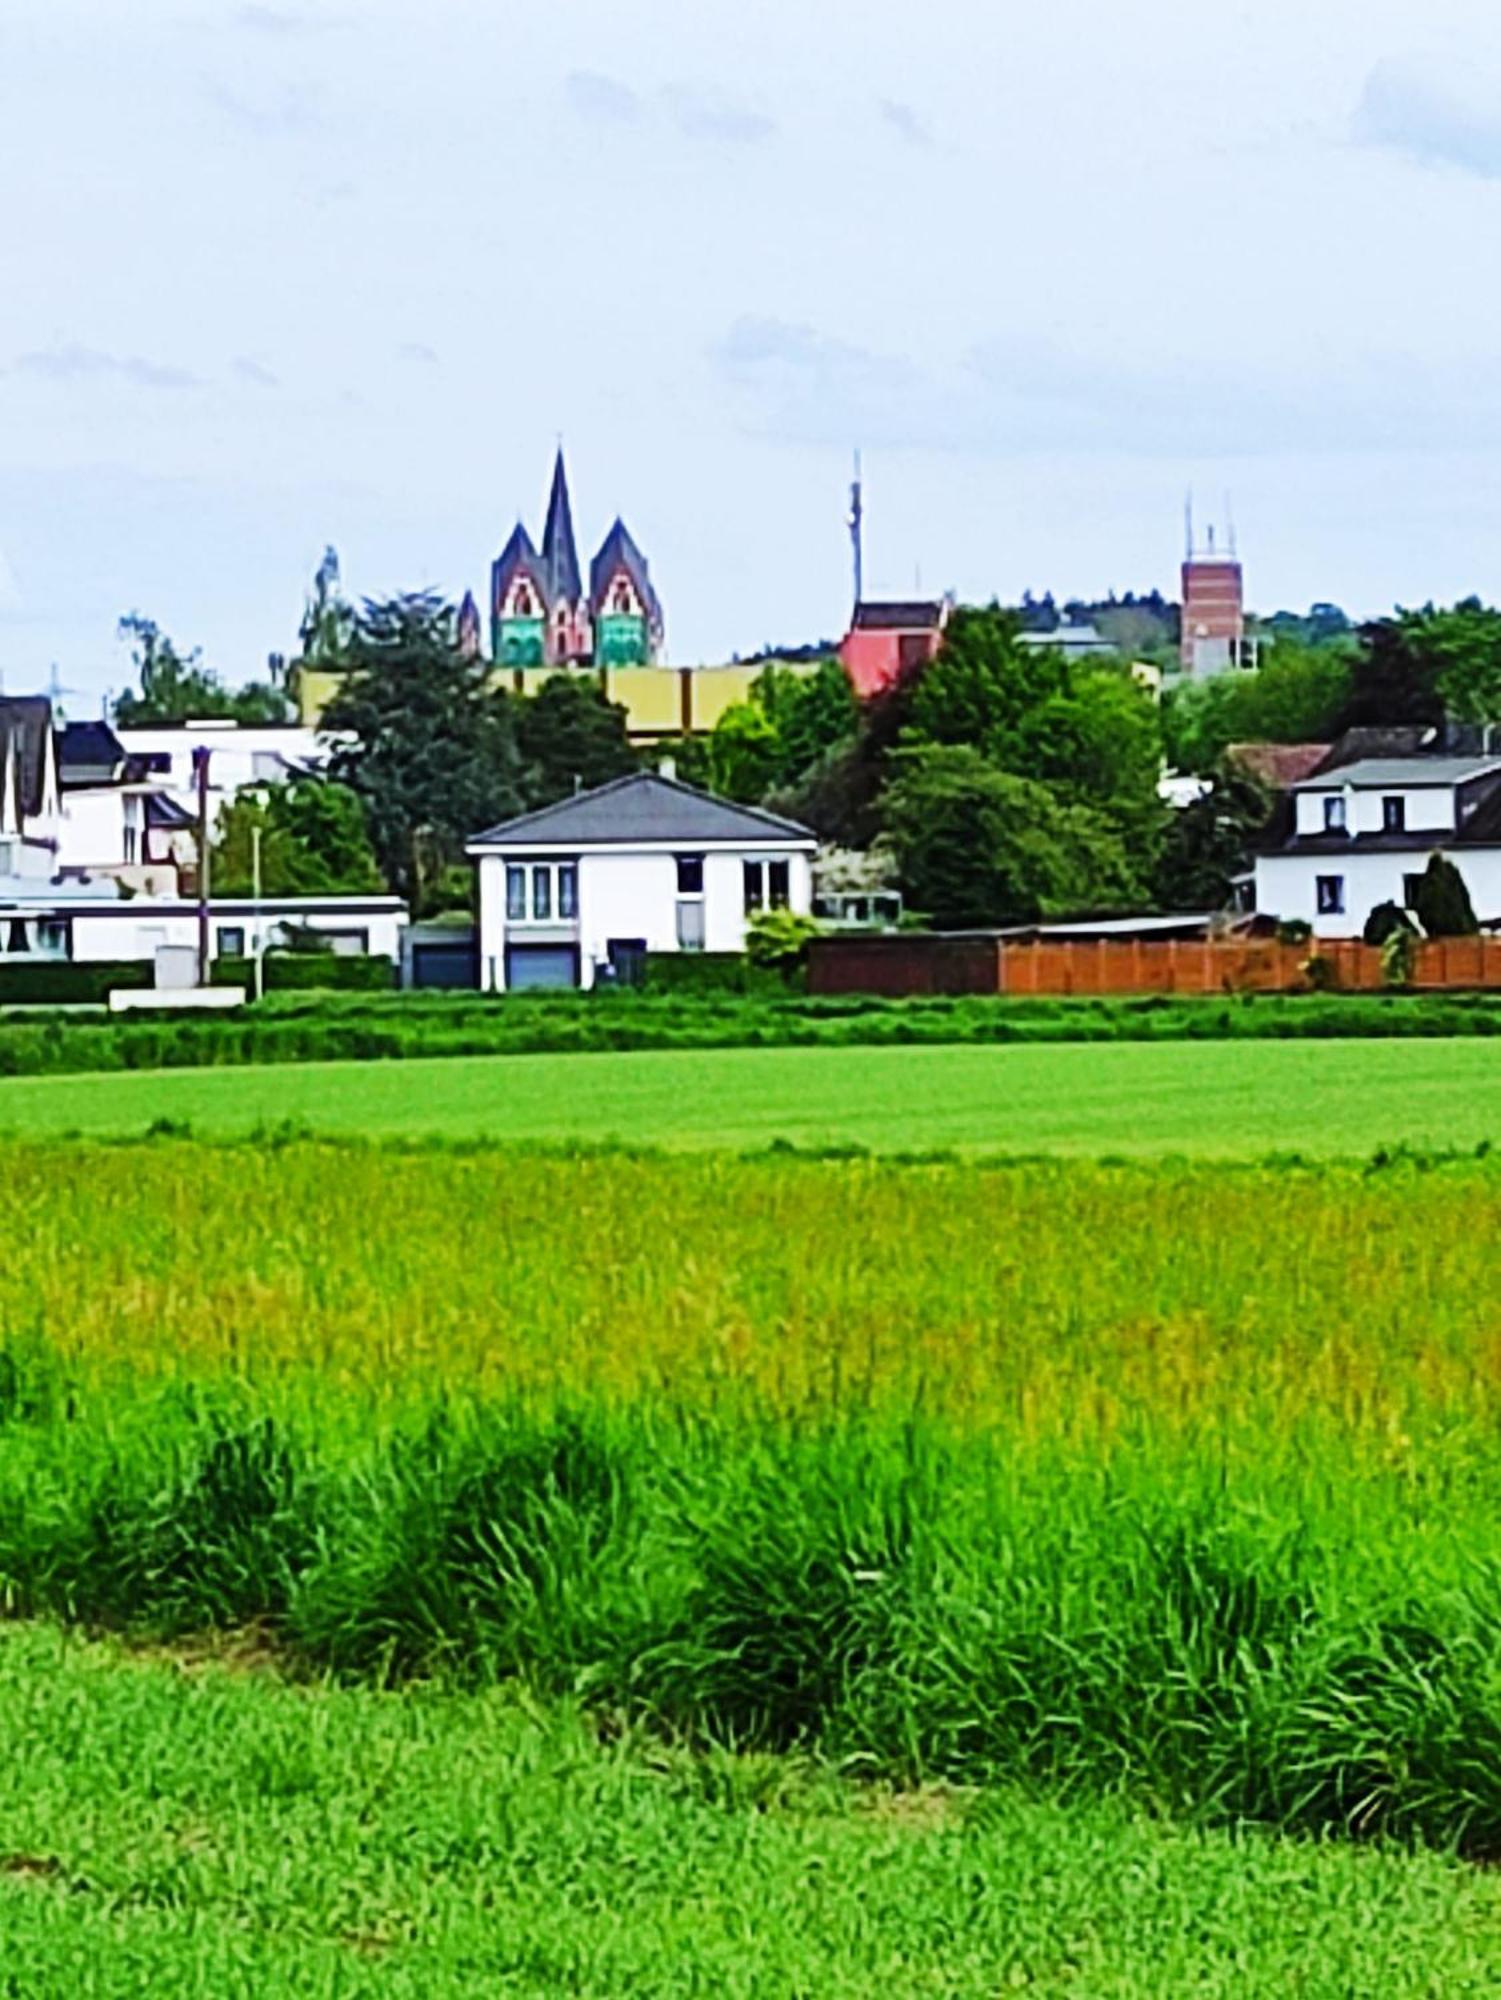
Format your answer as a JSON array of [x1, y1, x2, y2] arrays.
[[1363, 901, 1413, 948], [1411, 854, 1478, 938], [745, 908, 820, 974], [642, 954, 779, 997], [0, 961, 151, 1006], [212, 953, 395, 994], [1382, 926, 1417, 989]]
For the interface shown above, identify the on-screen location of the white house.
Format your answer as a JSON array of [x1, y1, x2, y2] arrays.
[[112, 720, 347, 815], [468, 771, 817, 991], [1255, 753, 1501, 936]]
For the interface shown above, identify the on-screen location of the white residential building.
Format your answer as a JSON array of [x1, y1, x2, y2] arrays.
[[468, 771, 816, 991], [1255, 754, 1501, 936], [113, 720, 347, 813]]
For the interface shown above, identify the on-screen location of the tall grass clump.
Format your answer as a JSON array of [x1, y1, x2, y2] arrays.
[[2, 1136, 1501, 1848]]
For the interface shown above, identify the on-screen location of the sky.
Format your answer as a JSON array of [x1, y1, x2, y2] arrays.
[[4, 0, 1501, 705]]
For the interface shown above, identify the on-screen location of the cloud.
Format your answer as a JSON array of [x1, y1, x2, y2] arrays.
[[564, 71, 773, 144], [232, 356, 279, 389], [660, 84, 775, 145], [565, 70, 642, 125], [397, 341, 438, 366], [715, 313, 1501, 460], [9, 343, 201, 391], [204, 78, 319, 136], [1355, 55, 1501, 180], [880, 98, 932, 149]]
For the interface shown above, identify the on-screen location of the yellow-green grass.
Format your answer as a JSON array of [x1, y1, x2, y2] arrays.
[[1, 1035, 1499, 1155], [8, 1623, 1501, 1998], [6, 1139, 1501, 1846]]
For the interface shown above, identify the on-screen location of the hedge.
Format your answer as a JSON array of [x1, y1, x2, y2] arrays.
[[0, 961, 152, 1006], [211, 953, 396, 994], [642, 952, 803, 997]]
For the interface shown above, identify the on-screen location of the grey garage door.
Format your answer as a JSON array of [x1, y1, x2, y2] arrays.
[[505, 944, 579, 991]]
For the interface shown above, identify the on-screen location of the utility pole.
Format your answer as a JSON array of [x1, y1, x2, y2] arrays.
[[251, 822, 264, 1003], [848, 451, 864, 610], [193, 746, 211, 987]]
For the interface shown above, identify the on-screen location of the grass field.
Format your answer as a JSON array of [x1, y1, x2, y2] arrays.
[[4, 1622, 1500, 1999], [1, 1033, 1499, 1154]]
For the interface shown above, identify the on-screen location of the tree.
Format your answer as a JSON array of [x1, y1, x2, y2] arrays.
[[708, 703, 782, 803], [751, 659, 859, 787], [323, 593, 524, 912], [1337, 618, 1446, 731], [1162, 641, 1354, 774], [904, 605, 1167, 863], [213, 779, 384, 898], [113, 614, 290, 725], [881, 744, 1139, 928], [1154, 761, 1271, 911], [1410, 853, 1478, 937], [515, 675, 637, 808], [1394, 598, 1501, 725]]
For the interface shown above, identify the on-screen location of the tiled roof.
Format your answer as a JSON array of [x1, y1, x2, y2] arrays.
[[469, 771, 815, 849], [1226, 742, 1331, 791]]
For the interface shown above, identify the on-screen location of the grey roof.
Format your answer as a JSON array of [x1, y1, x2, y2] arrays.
[[59, 719, 126, 783], [469, 771, 816, 849], [0, 697, 54, 816], [851, 599, 944, 632], [1293, 756, 1501, 791], [540, 449, 582, 606]]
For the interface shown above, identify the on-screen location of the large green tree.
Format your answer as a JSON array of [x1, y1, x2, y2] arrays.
[[515, 675, 637, 807], [881, 744, 1139, 928], [1395, 599, 1501, 725], [708, 659, 860, 805], [212, 778, 384, 899], [903, 606, 1168, 863], [113, 614, 290, 725], [1163, 641, 1354, 774], [1153, 761, 1271, 911], [323, 594, 524, 912]]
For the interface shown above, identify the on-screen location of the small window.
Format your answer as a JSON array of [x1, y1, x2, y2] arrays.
[[219, 926, 246, 959], [1316, 875, 1345, 916], [768, 860, 791, 910], [532, 865, 552, 921], [1323, 796, 1346, 833], [1403, 872, 1424, 908], [676, 900, 706, 950], [1382, 795, 1406, 833], [676, 855, 704, 895], [506, 864, 526, 920], [558, 864, 578, 920], [743, 860, 765, 914]]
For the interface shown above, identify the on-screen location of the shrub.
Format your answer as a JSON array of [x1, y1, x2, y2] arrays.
[[745, 908, 820, 974], [212, 952, 395, 994], [1363, 901, 1413, 947], [1382, 925, 1417, 989], [0, 961, 151, 1006], [1411, 854, 1478, 938]]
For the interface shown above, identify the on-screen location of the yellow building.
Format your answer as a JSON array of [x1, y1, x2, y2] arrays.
[[295, 660, 826, 747]]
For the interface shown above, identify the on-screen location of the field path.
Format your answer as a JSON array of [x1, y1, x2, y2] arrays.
[[0, 1037, 1497, 1156]]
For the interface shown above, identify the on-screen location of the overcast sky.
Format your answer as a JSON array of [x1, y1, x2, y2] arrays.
[[4, 0, 1501, 704]]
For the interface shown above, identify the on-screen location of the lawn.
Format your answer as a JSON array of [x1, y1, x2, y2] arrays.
[[3, 1621, 1500, 1998], [0, 1034, 1498, 1155]]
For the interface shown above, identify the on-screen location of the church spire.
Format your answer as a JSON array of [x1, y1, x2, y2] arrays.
[[540, 446, 582, 606]]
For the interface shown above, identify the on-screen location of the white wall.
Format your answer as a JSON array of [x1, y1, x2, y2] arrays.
[[56, 787, 128, 870], [1256, 848, 1501, 936], [475, 844, 814, 991], [1295, 784, 1456, 839], [114, 725, 340, 799], [69, 903, 407, 964]]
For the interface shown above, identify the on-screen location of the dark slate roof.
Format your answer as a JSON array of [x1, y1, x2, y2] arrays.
[[851, 599, 945, 632], [0, 697, 54, 816], [469, 771, 816, 849], [491, 523, 550, 617], [59, 719, 126, 782], [1315, 725, 1440, 773], [540, 449, 583, 606], [589, 517, 662, 627], [145, 792, 195, 829]]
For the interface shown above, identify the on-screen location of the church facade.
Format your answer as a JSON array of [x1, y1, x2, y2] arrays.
[[490, 452, 665, 669]]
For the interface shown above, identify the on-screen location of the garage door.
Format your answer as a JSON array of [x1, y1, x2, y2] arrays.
[[411, 941, 477, 990], [505, 944, 579, 991]]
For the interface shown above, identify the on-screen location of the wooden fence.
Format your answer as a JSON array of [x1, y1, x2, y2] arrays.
[[808, 933, 1501, 999]]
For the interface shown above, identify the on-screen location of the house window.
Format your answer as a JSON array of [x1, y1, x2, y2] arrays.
[[532, 865, 552, 920], [506, 865, 526, 920], [37, 920, 68, 957], [558, 864, 578, 920], [743, 861, 765, 913], [219, 926, 246, 959], [1316, 875, 1345, 916], [1323, 796, 1346, 833], [768, 860, 791, 910], [1382, 795, 1406, 833], [676, 855, 704, 895], [676, 900, 706, 950], [1403, 872, 1425, 908]]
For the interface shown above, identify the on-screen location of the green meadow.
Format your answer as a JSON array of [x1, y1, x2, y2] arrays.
[[0, 1033, 1498, 1154]]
